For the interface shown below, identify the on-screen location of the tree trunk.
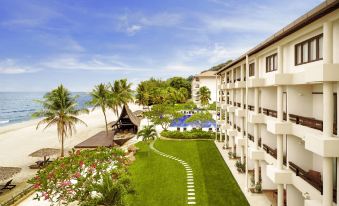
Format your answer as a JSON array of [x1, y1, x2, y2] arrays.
[[61, 131, 64, 157], [102, 107, 108, 137]]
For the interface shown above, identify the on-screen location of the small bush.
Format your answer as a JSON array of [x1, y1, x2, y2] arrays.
[[160, 130, 215, 139]]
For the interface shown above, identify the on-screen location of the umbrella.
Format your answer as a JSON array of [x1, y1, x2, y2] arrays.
[[0, 167, 21, 182], [29, 148, 60, 161]]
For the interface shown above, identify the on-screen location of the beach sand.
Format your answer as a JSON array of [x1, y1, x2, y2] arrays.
[[0, 103, 141, 204]]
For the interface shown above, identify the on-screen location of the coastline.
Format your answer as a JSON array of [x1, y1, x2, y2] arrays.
[[0, 103, 141, 203]]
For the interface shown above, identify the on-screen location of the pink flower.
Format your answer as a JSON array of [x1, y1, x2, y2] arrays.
[[73, 172, 81, 179], [79, 161, 84, 167], [61, 181, 72, 187], [33, 183, 40, 189], [42, 192, 49, 200]]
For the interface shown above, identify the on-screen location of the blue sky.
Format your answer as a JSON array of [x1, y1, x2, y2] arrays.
[[0, 0, 322, 91]]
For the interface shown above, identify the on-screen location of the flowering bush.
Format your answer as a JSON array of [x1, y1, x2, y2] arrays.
[[28, 147, 134, 206]]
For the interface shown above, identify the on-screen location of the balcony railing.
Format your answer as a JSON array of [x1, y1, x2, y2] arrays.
[[248, 133, 262, 147], [289, 114, 337, 135], [263, 144, 286, 165], [288, 161, 323, 194]]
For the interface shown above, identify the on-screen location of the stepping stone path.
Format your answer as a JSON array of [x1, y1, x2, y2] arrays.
[[150, 142, 196, 205]]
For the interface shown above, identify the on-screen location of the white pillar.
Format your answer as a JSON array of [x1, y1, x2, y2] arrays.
[[323, 22, 333, 65], [255, 56, 259, 78], [323, 157, 333, 206], [277, 45, 283, 74], [277, 184, 284, 206], [277, 84, 284, 206], [254, 87, 260, 184], [323, 82, 334, 206]]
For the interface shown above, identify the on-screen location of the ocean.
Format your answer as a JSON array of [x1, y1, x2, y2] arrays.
[[0, 92, 91, 126]]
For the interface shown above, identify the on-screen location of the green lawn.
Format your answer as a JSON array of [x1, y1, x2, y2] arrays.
[[128, 139, 249, 206]]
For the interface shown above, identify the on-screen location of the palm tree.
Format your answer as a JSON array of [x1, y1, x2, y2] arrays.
[[109, 79, 134, 115], [137, 124, 158, 143], [33, 85, 89, 157], [87, 83, 110, 136], [199, 86, 211, 107]]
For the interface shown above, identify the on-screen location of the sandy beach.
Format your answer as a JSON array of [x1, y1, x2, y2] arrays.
[[0, 103, 141, 204]]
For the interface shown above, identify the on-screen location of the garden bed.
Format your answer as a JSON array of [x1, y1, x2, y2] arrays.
[[160, 130, 215, 139]]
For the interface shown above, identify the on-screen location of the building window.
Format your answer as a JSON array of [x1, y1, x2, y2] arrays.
[[295, 34, 323, 65], [177, 127, 180, 131], [266, 53, 278, 72], [249, 63, 255, 77]]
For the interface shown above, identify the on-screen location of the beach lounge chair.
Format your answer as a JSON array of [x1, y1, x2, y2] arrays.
[[0, 179, 16, 191]]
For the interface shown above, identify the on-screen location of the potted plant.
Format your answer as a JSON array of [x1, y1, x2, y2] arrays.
[[255, 181, 262, 193]]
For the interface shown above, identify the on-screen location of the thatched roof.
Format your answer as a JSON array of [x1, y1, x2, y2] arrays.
[[0, 167, 21, 182], [29, 148, 60, 157], [133, 110, 143, 117], [113, 104, 141, 127]]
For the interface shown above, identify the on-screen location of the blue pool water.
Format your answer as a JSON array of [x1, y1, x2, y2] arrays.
[[170, 115, 216, 128]]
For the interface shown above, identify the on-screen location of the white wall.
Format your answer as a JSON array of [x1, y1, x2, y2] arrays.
[[287, 185, 304, 206], [287, 85, 313, 117]]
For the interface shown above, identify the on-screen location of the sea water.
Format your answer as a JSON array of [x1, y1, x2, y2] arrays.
[[0, 92, 91, 126]]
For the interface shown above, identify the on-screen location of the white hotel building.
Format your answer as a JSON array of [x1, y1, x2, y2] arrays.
[[215, 1, 339, 206], [192, 70, 217, 107]]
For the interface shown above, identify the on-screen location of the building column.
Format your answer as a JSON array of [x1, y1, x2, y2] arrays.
[[323, 82, 334, 206], [323, 20, 334, 206], [277, 85, 284, 206], [254, 87, 260, 184]]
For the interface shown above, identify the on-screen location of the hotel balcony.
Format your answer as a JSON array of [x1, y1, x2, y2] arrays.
[[227, 128, 237, 137], [304, 133, 339, 157], [248, 111, 265, 124], [235, 134, 246, 146], [235, 108, 246, 117], [221, 104, 228, 110], [267, 119, 292, 135], [249, 147, 265, 160], [248, 77, 265, 88], [293, 63, 339, 84], [265, 73, 293, 86], [234, 81, 246, 89], [221, 84, 227, 90], [216, 102, 221, 107], [227, 105, 236, 113], [226, 82, 234, 89], [266, 165, 293, 184]]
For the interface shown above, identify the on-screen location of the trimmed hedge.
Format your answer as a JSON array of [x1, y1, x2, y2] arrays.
[[161, 130, 215, 139]]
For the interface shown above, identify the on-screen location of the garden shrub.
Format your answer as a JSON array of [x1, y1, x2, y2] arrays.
[[160, 130, 215, 139]]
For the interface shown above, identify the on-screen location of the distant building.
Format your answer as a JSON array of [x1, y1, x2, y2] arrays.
[[191, 70, 217, 107]]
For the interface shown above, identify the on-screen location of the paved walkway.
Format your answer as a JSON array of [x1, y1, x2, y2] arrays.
[[150, 141, 196, 205], [214, 141, 272, 206]]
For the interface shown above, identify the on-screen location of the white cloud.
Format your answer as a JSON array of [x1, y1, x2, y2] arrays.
[[0, 59, 35, 74], [39, 55, 151, 72], [115, 11, 183, 35]]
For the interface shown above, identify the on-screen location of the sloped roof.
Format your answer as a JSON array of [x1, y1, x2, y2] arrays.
[[113, 104, 141, 127], [74, 130, 115, 148], [196, 71, 217, 77], [217, 0, 339, 74]]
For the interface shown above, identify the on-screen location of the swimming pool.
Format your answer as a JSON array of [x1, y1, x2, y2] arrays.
[[170, 115, 216, 128]]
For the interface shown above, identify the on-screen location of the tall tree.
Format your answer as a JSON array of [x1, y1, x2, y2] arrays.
[[87, 83, 110, 136], [109, 79, 134, 115], [199, 86, 211, 107], [33, 85, 89, 157], [144, 104, 182, 130]]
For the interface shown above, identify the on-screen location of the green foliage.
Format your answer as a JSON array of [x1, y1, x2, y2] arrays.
[[185, 111, 214, 129], [32, 85, 89, 157], [144, 104, 182, 130], [137, 124, 158, 143], [198, 86, 211, 106], [172, 101, 197, 111], [136, 77, 190, 106], [28, 147, 133, 206], [109, 79, 134, 115], [235, 160, 245, 173], [160, 130, 215, 139], [167, 77, 192, 98], [207, 102, 216, 110]]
